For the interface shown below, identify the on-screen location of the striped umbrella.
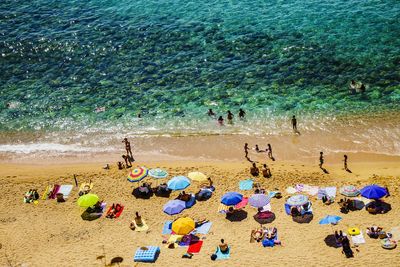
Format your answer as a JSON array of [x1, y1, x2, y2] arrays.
[[249, 194, 271, 208], [127, 167, 148, 182], [286, 194, 308, 206], [149, 168, 168, 179], [339, 185, 360, 197]]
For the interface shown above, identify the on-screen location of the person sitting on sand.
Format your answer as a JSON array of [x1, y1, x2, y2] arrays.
[[219, 239, 229, 253], [134, 212, 143, 226], [341, 235, 354, 258], [250, 163, 259, 177], [117, 161, 125, 170], [366, 225, 383, 238], [139, 182, 152, 194], [177, 191, 191, 202], [252, 228, 265, 242], [262, 164, 272, 178], [290, 206, 301, 217]]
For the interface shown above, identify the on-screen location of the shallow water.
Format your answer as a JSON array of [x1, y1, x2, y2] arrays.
[[0, 0, 399, 155]]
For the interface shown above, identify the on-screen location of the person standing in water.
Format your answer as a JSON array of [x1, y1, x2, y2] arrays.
[[244, 143, 249, 158], [319, 152, 324, 169], [238, 108, 246, 120], [217, 116, 224, 126], [208, 109, 216, 117], [227, 110, 234, 124], [123, 138, 133, 160]]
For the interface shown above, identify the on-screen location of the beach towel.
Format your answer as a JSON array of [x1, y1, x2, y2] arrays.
[[57, 185, 73, 199], [133, 219, 149, 232], [389, 226, 400, 242], [185, 194, 196, 208], [259, 203, 272, 212], [162, 221, 173, 235], [317, 187, 337, 200], [134, 246, 160, 263], [351, 231, 366, 245], [49, 184, 60, 199], [296, 184, 319, 196], [79, 182, 93, 195], [192, 222, 212, 234], [106, 204, 124, 219], [168, 235, 183, 243], [268, 191, 280, 198], [218, 203, 229, 214], [239, 179, 253, 190], [235, 197, 248, 209], [215, 246, 230, 260], [286, 187, 297, 194], [284, 204, 291, 215], [41, 185, 51, 200], [187, 241, 203, 254]]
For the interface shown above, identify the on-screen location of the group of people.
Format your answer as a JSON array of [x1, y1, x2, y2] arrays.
[[118, 138, 134, 169], [251, 227, 278, 243], [349, 80, 366, 94], [208, 108, 246, 125], [250, 162, 272, 178], [334, 231, 354, 258]]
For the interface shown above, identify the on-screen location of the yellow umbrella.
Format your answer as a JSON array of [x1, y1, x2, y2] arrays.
[[172, 217, 195, 235], [188, 172, 207, 182]]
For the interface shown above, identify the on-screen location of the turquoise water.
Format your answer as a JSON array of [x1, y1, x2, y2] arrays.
[[0, 0, 399, 148]]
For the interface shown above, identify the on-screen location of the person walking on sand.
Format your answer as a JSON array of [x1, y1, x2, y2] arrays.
[[319, 152, 324, 169], [291, 115, 298, 132], [343, 155, 348, 170], [239, 108, 246, 120], [227, 110, 234, 124], [244, 143, 249, 158], [266, 144, 274, 161], [123, 138, 133, 159]]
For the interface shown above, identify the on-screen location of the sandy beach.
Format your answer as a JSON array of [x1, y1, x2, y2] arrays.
[[1, 145, 400, 267]]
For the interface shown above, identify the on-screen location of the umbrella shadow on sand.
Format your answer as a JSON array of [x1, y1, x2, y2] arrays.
[[292, 213, 313, 224], [226, 210, 248, 222], [324, 234, 341, 248]]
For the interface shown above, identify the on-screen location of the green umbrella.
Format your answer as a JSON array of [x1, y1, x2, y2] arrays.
[[77, 193, 99, 207]]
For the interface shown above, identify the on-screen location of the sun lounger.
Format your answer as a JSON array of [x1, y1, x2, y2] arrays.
[[133, 246, 160, 263], [215, 246, 230, 260], [187, 241, 203, 254], [133, 219, 149, 232]]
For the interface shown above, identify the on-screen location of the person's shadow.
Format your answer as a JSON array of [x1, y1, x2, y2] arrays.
[[345, 168, 352, 173], [320, 167, 329, 174]]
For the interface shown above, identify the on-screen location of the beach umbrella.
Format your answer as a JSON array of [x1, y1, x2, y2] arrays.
[[163, 200, 186, 215], [167, 176, 191, 190], [221, 192, 243, 206], [188, 171, 207, 182], [77, 193, 99, 208], [171, 217, 195, 235], [127, 167, 148, 182], [339, 185, 360, 197], [360, 184, 387, 199], [286, 194, 308, 206], [249, 194, 271, 208], [149, 168, 168, 179], [319, 215, 342, 225]]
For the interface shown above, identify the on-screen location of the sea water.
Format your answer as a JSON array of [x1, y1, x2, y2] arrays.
[[0, 0, 399, 156]]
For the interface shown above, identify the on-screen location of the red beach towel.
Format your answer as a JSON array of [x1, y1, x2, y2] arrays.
[[235, 197, 248, 209], [187, 241, 203, 254]]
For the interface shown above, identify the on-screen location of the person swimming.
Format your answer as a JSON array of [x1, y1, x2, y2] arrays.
[[207, 108, 216, 117], [238, 108, 246, 120], [217, 116, 224, 125]]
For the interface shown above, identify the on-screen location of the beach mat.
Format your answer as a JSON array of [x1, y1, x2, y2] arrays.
[[162, 221, 172, 234], [134, 219, 149, 232], [352, 231, 366, 245], [239, 179, 253, 190], [235, 197, 248, 209], [187, 241, 203, 254]]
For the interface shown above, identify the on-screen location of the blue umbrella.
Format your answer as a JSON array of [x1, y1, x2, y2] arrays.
[[149, 168, 168, 179], [319, 215, 342, 225], [249, 194, 271, 208], [286, 194, 308, 206], [167, 176, 191, 190], [360, 184, 387, 199], [163, 200, 186, 215], [221, 192, 243, 206]]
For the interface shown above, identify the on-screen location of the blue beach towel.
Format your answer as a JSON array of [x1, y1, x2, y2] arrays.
[[215, 246, 231, 260], [239, 179, 253, 190], [162, 221, 172, 235], [284, 203, 291, 215], [133, 246, 160, 263], [193, 222, 212, 234]]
